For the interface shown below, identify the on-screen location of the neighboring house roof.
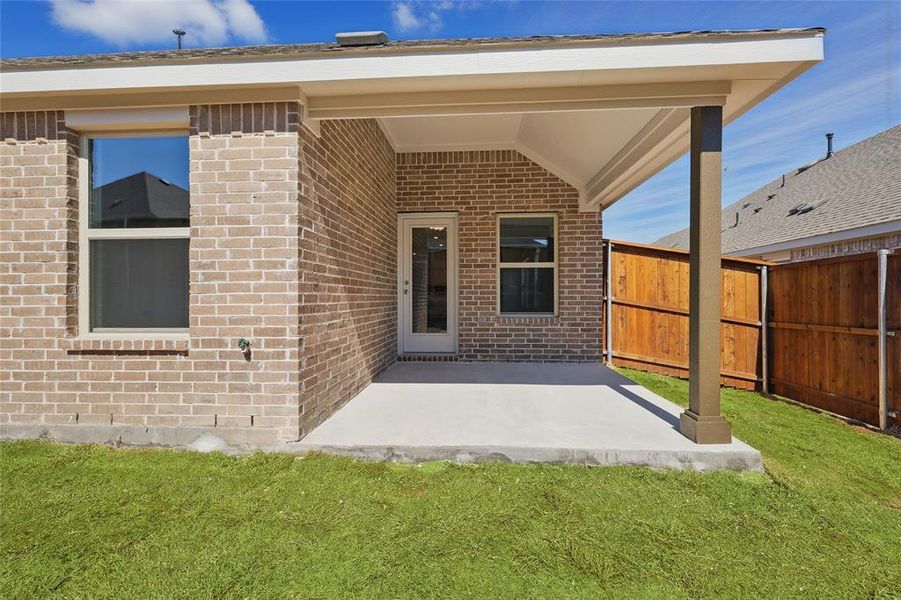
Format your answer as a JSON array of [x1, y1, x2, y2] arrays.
[[93, 172, 189, 227], [654, 125, 901, 254], [0, 28, 825, 70]]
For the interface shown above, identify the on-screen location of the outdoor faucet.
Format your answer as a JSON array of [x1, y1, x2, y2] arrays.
[[237, 338, 251, 360]]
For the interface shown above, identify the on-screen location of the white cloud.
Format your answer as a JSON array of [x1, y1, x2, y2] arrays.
[[391, 1, 482, 33], [218, 0, 267, 44], [393, 3, 425, 31], [50, 0, 268, 48]]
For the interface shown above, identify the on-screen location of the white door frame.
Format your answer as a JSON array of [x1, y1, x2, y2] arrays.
[[397, 212, 458, 354]]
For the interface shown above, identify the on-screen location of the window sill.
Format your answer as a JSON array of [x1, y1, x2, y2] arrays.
[[64, 335, 189, 354], [495, 313, 559, 322]]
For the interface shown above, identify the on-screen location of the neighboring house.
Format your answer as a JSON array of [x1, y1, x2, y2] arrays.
[[655, 125, 901, 262], [92, 171, 190, 228], [0, 28, 824, 449]]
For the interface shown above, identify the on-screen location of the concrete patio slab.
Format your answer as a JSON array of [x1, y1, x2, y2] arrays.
[[291, 362, 763, 471]]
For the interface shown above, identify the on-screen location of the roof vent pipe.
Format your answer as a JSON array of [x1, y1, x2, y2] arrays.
[[825, 132, 834, 159], [336, 31, 389, 47]]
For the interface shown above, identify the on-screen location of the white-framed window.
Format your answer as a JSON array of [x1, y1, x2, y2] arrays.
[[496, 213, 558, 316], [77, 131, 190, 336]]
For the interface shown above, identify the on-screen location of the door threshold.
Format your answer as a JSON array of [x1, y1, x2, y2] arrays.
[[398, 353, 459, 362]]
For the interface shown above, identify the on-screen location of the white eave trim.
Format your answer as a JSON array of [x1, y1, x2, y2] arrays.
[[295, 86, 321, 137], [1, 35, 824, 96], [729, 219, 901, 257]]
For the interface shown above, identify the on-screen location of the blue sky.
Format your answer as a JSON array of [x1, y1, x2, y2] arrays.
[[2, 1, 897, 243], [91, 137, 189, 189]]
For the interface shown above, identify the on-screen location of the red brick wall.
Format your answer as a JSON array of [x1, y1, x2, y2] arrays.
[[396, 150, 603, 361], [1, 104, 304, 446], [297, 119, 397, 436]]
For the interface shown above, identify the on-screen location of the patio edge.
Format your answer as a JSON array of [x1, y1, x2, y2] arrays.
[[1, 424, 764, 472], [289, 442, 764, 472]]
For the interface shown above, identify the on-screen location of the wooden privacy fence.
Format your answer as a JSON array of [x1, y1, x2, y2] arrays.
[[603, 240, 767, 390], [603, 240, 899, 429], [766, 251, 899, 428]]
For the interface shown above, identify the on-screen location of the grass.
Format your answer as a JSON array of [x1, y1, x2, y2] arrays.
[[2, 369, 899, 599]]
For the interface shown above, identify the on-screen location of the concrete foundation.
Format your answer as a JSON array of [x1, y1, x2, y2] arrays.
[[1, 363, 763, 472], [0, 423, 284, 454]]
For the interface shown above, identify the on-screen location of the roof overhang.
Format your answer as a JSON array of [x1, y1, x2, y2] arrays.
[[0, 29, 824, 211]]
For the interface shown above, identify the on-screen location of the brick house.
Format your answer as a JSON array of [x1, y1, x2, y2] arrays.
[[1, 29, 824, 450]]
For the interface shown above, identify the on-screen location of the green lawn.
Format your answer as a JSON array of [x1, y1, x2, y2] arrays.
[[2, 369, 899, 599]]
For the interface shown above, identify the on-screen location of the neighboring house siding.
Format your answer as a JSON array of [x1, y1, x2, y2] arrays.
[[1, 104, 304, 445], [396, 150, 603, 361], [297, 119, 397, 437], [787, 232, 901, 262]]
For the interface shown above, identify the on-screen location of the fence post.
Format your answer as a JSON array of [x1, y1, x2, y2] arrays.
[[877, 249, 889, 430], [605, 241, 614, 366], [760, 265, 769, 394]]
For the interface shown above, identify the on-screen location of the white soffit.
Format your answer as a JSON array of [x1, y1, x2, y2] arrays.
[[381, 113, 523, 150], [383, 108, 661, 193]]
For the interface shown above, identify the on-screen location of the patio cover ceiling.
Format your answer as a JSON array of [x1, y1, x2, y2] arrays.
[[0, 28, 824, 211]]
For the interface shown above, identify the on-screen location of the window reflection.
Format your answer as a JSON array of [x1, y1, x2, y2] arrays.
[[89, 136, 190, 228], [499, 217, 554, 262]]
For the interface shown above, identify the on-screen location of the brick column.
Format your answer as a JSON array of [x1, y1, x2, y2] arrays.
[[189, 103, 302, 442]]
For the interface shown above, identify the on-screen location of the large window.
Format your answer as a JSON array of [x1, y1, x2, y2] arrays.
[[79, 134, 190, 334], [497, 214, 557, 315]]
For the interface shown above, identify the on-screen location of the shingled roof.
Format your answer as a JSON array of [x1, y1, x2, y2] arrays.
[[654, 125, 901, 254], [0, 28, 825, 70], [93, 172, 189, 228]]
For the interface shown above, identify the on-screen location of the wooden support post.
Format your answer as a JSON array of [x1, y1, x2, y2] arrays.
[[760, 265, 769, 395], [877, 249, 889, 430], [605, 240, 614, 366], [680, 106, 732, 444]]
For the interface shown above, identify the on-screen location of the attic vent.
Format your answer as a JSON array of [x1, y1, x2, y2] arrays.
[[336, 31, 389, 46], [742, 203, 751, 209], [788, 203, 817, 216], [753, 207, 762, 214], [767, 194, 776, 201], [795, 159, 820, 175]]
